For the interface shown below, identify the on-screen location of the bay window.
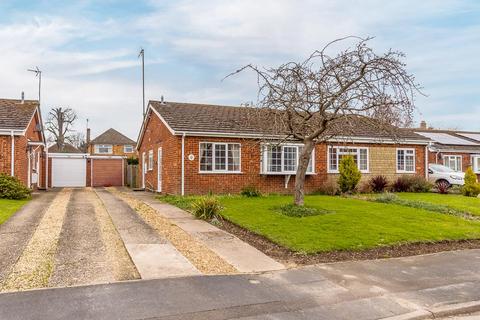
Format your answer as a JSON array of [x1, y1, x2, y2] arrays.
[[262, 144, 314, 174], [200, 142, 241, 173], [443, 155, 462, 172], [397, 148, 415, 173], [328, 146, 368, 173]]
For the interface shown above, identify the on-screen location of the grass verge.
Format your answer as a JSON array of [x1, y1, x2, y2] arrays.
[[0, 199, 29, 225]]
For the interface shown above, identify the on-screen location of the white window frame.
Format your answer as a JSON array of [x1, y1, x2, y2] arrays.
[[396, 148, 416, 173], [472, 155, 480, 174], [199, 142, 242, 174], [261, 144, 315, 175], [124, 145, 134, 153], [148, 150, 154, 171], [327, 146, 369, 173], [443, 155, 462, 172], [94, 144, 113, 154]]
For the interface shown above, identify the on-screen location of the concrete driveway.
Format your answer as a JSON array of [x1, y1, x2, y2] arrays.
[[0, 249, 480, 319], [0, 187, 279, 292]]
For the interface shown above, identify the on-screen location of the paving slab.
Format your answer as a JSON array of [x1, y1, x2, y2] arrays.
[[0, 191, 58, 284], [95, 188, 199, 279], [129, 191, 285, 273]]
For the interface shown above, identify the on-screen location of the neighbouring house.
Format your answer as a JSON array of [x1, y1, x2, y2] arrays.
[[46, 128, 135, 188], [414, 122, 480, 178], [87, 128, 137, 157], [136, 100, 431, 195], [0, 97, 47, 189]]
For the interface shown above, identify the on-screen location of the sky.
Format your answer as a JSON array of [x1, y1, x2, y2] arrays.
[[0, 0, 479, 141]]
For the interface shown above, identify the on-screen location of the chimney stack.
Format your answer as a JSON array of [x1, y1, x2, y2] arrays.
[[21, 91, 25, 104], [87, 128, 91, 145], [420, 120, 427, 129]]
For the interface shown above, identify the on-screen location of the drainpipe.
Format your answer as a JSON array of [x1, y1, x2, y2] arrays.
[[45, 147, 49, 190], [10, 131, 14, 176], [181, 132, 186, 196], [424, 145, 428, 179]]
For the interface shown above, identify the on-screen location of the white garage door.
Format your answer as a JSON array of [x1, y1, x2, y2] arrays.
[[52, 158, 86, 187]]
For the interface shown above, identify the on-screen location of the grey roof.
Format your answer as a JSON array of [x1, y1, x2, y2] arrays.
[[90, 128, 135, 145], [150, 100, 428, 141], [0, 99, 39, 130]]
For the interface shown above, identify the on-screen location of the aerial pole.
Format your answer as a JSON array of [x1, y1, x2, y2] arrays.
[[138, 48, 145, 118], [27, 66, 42, 105]]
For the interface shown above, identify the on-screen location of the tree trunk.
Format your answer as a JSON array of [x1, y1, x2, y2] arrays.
[[294, 139, 315, 206]]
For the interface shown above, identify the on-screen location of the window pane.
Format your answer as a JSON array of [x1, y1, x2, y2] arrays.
[[456, 157, 462, 171], [200, 143, 213, 171], [359, 149, 368, 171], [283, 146, 297, 172], [397, 150, 405, 171], [227, 144, 240, 171], [329, 147, 337, 171], [405, 152, 415, 172], [267, 146, 282, 172], [214, 144, 226, 170]]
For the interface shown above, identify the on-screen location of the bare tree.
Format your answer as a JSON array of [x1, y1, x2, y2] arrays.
[[69, 132, 87, 152], [228, 37, 421, 206], [46, 107, 78, 151]]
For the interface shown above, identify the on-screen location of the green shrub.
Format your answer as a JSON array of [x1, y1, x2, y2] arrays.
[[408, 175, 432, 192], [391, 175, 431, 193], [316, 180, 340, 195], [0, 174, 31, 200], [369, 175, 389, 193], [462, 167, 480, 197], [241, 185, 262, 197], [276, 204, 331, 217], [375, 192, 399, 203], [338, 156, 361, 193], [191, 196, 223, 220], [127, 157, 139, 165]]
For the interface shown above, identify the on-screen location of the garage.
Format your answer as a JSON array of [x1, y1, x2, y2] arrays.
[[51, 156, 87, 187], [90, 157, 124, 187]]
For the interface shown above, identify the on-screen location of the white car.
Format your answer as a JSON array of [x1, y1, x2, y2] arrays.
[[428, 164, 465, 187]]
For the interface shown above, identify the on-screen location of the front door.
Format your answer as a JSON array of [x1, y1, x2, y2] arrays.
[[157, 147, 162, 192]]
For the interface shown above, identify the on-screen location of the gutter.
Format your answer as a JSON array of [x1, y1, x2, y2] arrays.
[[181, 132, 186, 196]]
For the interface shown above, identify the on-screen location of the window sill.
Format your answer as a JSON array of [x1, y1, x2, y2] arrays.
[[261, 172, 316, 176], [198, 171, 243, 174], [328, 171, 369, 174], [396, 171, 416, 174]]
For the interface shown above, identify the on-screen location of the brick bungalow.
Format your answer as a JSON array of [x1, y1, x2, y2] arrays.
[[414, 124, 480, 178], [0, 97, 47, 189], [136, 100, 430, 195]]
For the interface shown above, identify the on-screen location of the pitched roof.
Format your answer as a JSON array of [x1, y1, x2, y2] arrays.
[[90, 128, 135, 145], [0, 98, 39, 130], [149, 101, 428, 141], [414, 128, 480, 152], [48, 143, 83, 153]]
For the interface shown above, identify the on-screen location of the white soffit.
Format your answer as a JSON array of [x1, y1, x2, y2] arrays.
[[415, 132, 479, 145], [457, 133, 480, 143]]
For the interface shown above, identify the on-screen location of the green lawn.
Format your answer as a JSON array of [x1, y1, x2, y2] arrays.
[[396, 193, 480, 217], [160, 195, 480, 253], [0, 199, 29, 225]]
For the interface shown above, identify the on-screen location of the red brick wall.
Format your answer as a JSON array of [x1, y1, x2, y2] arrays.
[[137, 111, 181, 193]]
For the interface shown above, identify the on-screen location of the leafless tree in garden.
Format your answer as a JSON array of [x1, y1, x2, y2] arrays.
[[69, 132, 87, 151], [227, 36, 422, 206], [46, 107, 78, 151]]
